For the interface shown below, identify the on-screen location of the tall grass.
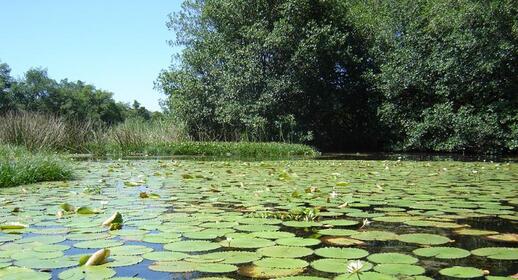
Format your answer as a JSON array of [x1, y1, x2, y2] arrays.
[[0, 112, 95, 152], [0, 145, 73, 188], [0, 112, 318, 158]]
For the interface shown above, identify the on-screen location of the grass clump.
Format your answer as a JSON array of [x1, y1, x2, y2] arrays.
[[94, 141, 318, 157], [0, 145, 73, 188]]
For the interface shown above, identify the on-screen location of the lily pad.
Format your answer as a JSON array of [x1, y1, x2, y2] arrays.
[[439, 266, 485, 278], [164, 240, 221, 252], [315, 247, 369, 259], [276, 237, 321, 247], [397, 233, 452, 245], [311, 259, 373, 274], [373, 264, 425, 276], [350, 231, 399, 241], [413, 247, 470, 259], [258, 246, 314, 258], [254, 257, 309, 269], [367, 253, 418, 264], [471, 247, 518, 260], [238, 265, 304, 278]]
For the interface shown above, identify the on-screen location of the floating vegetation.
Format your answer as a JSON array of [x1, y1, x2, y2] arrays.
[[0, 159, 516, 279]]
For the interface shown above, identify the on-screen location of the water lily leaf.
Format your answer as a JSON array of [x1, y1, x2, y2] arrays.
[[315, 247, 369, 259], [335, 272, 398, 280], [74, 239, 123, 249], [276, 237, 321, 247], [322, 219, 359, 226], [367, 253, 418, 264], [0, 223, 27, 230], [16, 235, 65, 244], [350, 231, 398, 241], [252, 231, 295, 239], [143, 251, 188, 261], [318, 229, 358, 236], [103, 255, 143, 267], [219, 237, 275, 249], [311, 259, 373, 273], [397, 233, 452, 245], [454, 229, 499, 236], [60, 203, 76, 212], [58, 266, 116, 280], [282, 221, 322, 228], [413, 247, 470, 259], [320, 237, 364, 248], [0, 266, 51, 280], [276, 277, 328, 280], [258, 246, 313, 258], [373, 264, 425, 276], [109, 245, 153, 256], [471, 247, 518, 260], [439, 266, 485, 278], [164, 240, 221, 252], [149, 260, 197, 272], [238, 265, 304, 278], [76, 207, 99, 215], [196, 251, 261, 264], [486, 233, 518, 243], [197, 263, 238, 273], [254, 257, 309, 269], [15, 257, 77, 269]]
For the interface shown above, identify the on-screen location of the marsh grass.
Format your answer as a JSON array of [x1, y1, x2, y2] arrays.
[[0, 145, 73, 188], [0, 112, 95, 152], [0, 112, 318, 158]]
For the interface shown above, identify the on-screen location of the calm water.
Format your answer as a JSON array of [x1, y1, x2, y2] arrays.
[[0, 159, 516, 279]]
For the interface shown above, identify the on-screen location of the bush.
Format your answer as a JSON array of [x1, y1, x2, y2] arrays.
[[0, 145, 73, 188]]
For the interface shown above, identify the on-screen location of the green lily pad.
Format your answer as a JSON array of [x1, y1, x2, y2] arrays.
[[454, 229, 499, 236], [219, 237, 275, 249], [311, 259, 373, 273], [254, 257, 309, 269], [258, 246, 314, 258], [15, 257, 77, 269], [282, 221, 322, 228], [335, 272, 398, 280], [367, 253, 418, 264], [0, 267, 51, 280], [318, 229, 358, 236], [373, 264, 425, 276], [58, 266, 116, 279], [315, 247, 369, 259], [350, 231, 399, 241], [109, 245, 153, 256], [238, 265, 304, 278], [413, 247, 471, 259], [252, 231, 295, 239], [439, 266, 485, 278], [276, 237, 321, 247], [397, 233, 452, 245], [196, 251, 261, 264], [322, 219, 359, 226], [164, 240, 221, 252], [143, 251, 188, 261], [74, 239, 123, 249], [471, 247, 518, 260]]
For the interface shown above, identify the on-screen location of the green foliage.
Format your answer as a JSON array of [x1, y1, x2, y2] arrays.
[[350, 0, 518, 153], [157, 0, 378, 150], [0, 61, 153, 126], [0, 145, 73, 188], [159, 0, 518, 153]]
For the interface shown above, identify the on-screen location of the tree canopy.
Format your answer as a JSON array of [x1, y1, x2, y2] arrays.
[[158, 0, 517, 153], [0, 62, 154, 125]]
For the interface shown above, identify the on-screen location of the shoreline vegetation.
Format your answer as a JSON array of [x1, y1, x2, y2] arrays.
[[0, 112, 318, 158], [0, 145, 72, 188]]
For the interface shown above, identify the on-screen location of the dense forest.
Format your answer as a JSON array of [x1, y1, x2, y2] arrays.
[[0, 62, 156, 124], [157, 0, 517, 153]]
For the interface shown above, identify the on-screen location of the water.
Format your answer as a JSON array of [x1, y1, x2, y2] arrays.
[[0, 158, 516, 279]]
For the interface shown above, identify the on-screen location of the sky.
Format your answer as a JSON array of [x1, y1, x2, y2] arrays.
[[0, 1, 184, 111]]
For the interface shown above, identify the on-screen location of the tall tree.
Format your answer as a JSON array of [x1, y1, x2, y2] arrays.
[[158, 0, 378, 149]]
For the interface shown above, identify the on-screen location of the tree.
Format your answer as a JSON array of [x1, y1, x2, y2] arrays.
[[158, 0, 378, 150], [350, 0, 518, 152], [0, 62, 14, 114]]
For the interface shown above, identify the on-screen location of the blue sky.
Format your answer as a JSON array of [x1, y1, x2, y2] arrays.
[[0, 1, 183, 111]]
